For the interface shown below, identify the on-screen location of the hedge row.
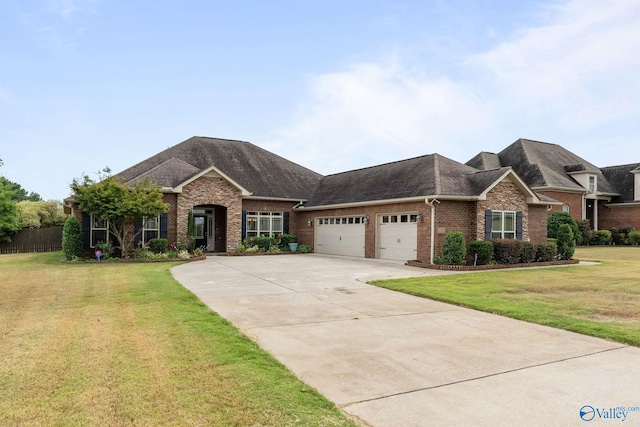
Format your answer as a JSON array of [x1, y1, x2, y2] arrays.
[[463, 239, 557, 266]]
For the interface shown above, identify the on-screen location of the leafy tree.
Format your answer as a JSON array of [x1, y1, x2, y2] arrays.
[[442, 231, 466, 265], [0, 181, 21, 241], [71, 172, 168, 257], [0, 177, 41, 202], [62, 216, 83, 260], [17, 200, 66, 228], [547, 212, 582, 244], [556, 224, 575, 260]]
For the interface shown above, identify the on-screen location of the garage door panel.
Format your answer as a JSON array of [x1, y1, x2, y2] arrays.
[[378, 216, 417, 261], [316, 221, 365, 257]]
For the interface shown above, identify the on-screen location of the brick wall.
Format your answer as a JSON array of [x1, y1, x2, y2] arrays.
[[599, 204, 640, 230], [537, 190, 584, 221], [177, 177, 243, 252], [528, 205, 549, 244]]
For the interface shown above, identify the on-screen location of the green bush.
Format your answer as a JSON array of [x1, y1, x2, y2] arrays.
[[492, 239, 522, 264], [629, 230, 640, 245], [442, 232, 466, 265], [148, 238, 168, 254], [548, 212, 582, 244], [297, 244, 312, 253], [577, 220, 592, 245], [247, 236, 276, 252], [520, 241, 536, 263], [62, 216, 83, 260], [278, 234, 297, 249], [556, 224, 575, 260], [536, 243, 557, 262], [469, 241, 493, 265], [95, 241, 114, 259], [590, 230, 612, 245]]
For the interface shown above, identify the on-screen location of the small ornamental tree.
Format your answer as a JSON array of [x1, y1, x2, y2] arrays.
[[548, 212, 582, 244], [62, 216, 83, 260], [556, 224, 575, 260], [71, 172, 168, 258], [442, 231, 466, 265]]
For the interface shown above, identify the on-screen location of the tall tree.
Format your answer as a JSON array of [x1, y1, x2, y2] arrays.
[[0, 177, 41, 202], [70, 173, 168, 257], [0, 181, 21, 241]]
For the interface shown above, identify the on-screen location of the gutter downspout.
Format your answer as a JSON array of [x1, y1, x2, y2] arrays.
[[425, 198, 440, 264]]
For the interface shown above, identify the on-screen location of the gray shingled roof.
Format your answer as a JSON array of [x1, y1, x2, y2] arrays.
[[469, 138, 617, 195], [601, 163, 640, 203], [303, 154, 531, 207], [116, 136, 322, 199], [466, 152, 501, 170]]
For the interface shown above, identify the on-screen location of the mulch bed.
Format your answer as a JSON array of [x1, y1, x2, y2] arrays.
[[406, 259, 580, 271]]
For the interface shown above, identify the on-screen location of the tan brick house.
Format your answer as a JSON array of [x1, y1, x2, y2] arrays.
[[67, 135, 558, 263]]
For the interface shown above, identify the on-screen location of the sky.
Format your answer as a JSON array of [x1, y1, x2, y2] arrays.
[[1, 0, 640, 201]]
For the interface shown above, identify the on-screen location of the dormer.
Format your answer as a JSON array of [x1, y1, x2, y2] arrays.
[[567, 168, 599, 196]]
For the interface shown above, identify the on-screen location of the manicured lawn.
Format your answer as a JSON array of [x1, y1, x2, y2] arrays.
[[0, 252, 358, 426], [372, 246, 640, 347]]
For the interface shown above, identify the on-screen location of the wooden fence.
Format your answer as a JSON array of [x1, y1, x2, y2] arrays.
[[0, 227, 63, 254]]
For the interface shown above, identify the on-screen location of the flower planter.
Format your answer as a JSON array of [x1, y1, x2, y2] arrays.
[[288, 243, 298, 252]]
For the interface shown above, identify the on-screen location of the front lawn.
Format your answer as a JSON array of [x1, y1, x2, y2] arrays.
[[371, 246, 640, 346], [0, 252, 357, 426]]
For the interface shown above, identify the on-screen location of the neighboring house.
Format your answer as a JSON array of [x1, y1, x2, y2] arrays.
[[66, 136, 557, 263], [466, 138, 640, 231]]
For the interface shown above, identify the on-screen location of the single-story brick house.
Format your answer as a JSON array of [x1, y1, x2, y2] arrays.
[[66, 136, 559, 263], [467, 138, 640, 231]]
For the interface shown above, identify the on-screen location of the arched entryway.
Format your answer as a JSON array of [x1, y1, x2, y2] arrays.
[[192, 205, 227, 252]]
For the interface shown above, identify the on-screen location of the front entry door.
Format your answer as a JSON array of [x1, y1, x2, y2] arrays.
[[194, 213, 216, 251]]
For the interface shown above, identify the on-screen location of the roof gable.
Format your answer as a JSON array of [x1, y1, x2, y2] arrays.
[[116, 137, 322, 199]]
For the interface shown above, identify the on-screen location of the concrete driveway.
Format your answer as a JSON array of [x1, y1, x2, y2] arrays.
[[172, 254, 640, 427]]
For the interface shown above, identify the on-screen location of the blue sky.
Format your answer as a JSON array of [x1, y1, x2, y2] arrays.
[[1, 0, 639, 200]]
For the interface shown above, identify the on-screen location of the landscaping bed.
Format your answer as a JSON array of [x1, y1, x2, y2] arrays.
[[407, 258, 579, 271]]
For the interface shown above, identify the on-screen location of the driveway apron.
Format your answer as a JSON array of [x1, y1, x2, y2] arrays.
[[172, 254, 640, 427]]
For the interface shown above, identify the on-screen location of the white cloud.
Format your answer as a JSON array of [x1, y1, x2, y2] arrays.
[[271, 0, 640, 174], [46, 0, 100, 19]]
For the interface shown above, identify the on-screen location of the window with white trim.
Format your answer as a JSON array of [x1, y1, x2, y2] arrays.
[[588, 175, 596, 194], [562, 204, 570, 213], [142, 216, 160, 243], [246, 212, 283, 237], [90, 215, 108, 247], [491, 211, 516, 239]]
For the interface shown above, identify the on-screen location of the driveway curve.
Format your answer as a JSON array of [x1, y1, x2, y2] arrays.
[[172, 254, 640, 427]]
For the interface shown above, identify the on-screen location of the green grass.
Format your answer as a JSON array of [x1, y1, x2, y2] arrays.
[[0, 252, 358, 426], [371, 246, 640, 347]]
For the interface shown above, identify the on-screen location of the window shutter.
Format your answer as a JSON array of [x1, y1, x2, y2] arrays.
[[241, 210, 247, 239], [516, 211, 523, 240], [283, 212, 290, 234], [484, 210, 492, 240], [160, 213, 168, 239], [81, 212, 91, 248], [134, 219, 143, 247]]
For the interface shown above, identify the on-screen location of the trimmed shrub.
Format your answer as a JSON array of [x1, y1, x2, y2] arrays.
[[629, 230, 640, 245], [469, 241, 493, 265], [95, 240, 114, 259], [148, 238, 168, 254], [492, 239, 522, 264], [520, 241, 536, 263], [297, 244, 312, 253], [62, 216, 83, 260], [442, 232, 466, 265], [248, 236, 276, 252], [536, 243, 557, 262], [278, 233, 297, 249], [547, 212, 582, 244], [590, 230, 612, 245], [577, 220, 592, 245], [556, 224, 575, 260]]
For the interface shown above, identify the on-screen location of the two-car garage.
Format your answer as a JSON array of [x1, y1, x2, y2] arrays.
[[314, 213, 418, 261]]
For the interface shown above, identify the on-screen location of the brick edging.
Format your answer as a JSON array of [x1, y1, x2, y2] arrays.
[[406, 259, 580, 271]]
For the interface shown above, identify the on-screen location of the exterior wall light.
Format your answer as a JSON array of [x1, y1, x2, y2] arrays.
[[307, 219, 313, 226]]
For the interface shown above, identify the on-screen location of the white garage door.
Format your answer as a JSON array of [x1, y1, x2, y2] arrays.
[[315, 216, 365, 257], [378, 214, 418, 261]]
